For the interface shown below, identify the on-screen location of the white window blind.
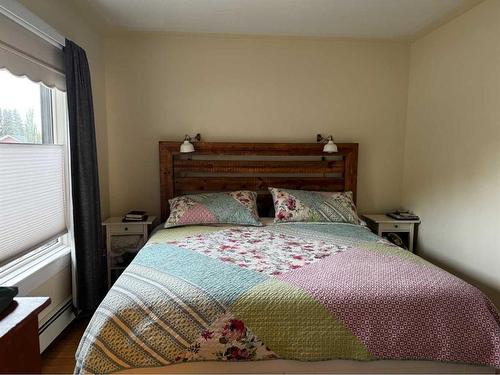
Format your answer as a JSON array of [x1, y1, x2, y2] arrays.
[[0, 143, 67, 264], [0, 12, 65, 91]]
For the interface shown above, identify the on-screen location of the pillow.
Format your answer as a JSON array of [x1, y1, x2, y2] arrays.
[[269, 188, 361, 225], [165, 191, 261, 228]]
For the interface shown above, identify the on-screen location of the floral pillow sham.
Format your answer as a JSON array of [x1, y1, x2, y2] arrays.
[[269, 187, 361, 225], [165, 191, 262, 228]]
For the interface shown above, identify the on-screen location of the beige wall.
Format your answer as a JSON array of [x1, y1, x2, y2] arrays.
[[104, 33, 410, 216], [18, 0, 110, 218], [29, 268, 72, 325], [403, 0, 500, 306]]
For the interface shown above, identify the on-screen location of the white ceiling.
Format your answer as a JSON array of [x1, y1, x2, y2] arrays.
[[82, 0, 482, 39]]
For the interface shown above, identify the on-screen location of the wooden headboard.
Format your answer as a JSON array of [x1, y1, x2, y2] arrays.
[[159, 141, 358, 222]]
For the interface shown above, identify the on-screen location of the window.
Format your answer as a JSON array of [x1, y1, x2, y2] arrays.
[[0, 70, 50, 144], [0, 8, 69, 273], [0, 68, 70, 268]]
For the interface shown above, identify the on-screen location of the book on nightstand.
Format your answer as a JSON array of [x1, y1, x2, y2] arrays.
[[123, 210, 147, 222]]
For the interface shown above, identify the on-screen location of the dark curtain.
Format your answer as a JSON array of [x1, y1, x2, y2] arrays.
[[64, 39, 106, 315]]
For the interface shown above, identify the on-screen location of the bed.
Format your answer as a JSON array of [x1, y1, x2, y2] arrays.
[[74, 142, 500, 374]]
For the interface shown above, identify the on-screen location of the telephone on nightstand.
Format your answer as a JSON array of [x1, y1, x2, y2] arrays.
[[387, 210, 420, 221]]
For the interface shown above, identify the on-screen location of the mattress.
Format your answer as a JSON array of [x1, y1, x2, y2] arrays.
[[75, 221, 500, 373]]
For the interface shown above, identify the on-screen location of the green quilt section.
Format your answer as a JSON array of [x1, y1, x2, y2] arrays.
[[229, 278, 372, 361]]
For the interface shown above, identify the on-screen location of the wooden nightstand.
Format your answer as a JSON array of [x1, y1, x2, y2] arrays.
[[362, 214, 420, 253], [102, 216, 157, 287]]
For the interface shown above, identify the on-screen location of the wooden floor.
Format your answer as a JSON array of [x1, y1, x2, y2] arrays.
[[41, 319, 88, 374]]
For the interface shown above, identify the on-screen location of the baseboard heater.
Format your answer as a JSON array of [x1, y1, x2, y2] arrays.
[[38, 298, 75, 352]]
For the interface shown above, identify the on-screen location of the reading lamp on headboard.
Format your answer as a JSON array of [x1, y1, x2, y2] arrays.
[[317, 134, 338, 153], [180, 134, 201, 153]]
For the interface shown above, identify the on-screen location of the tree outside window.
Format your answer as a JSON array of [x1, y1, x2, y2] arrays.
[[0, 69, 53, 144]]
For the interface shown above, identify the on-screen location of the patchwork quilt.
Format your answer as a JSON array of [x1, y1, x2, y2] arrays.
[[75, 223, 500, 373]]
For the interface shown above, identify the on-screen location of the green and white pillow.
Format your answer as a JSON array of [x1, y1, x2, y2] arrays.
[[269, 188, 361, 225], [165, 191, 262, 228]]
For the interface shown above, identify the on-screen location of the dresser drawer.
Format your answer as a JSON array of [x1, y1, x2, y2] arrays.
[[379, 222, 411, 232], [107, 224, 145, 235]]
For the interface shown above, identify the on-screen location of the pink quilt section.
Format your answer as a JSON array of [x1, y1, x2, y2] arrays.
[[278, 248, 500, 368]]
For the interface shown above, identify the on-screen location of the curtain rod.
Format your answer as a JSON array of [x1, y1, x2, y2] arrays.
[[0, 0, 65, 49]]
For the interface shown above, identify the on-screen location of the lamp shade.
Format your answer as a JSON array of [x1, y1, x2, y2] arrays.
[[323, 140, 338, 153], [180, 140, 195, 153]]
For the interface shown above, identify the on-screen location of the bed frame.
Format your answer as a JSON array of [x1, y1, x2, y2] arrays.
[[159, 141, 358, 222]]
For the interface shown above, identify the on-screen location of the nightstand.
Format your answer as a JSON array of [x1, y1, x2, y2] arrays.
[[362, 214, 420, 252], [102, 216, 157, 287]]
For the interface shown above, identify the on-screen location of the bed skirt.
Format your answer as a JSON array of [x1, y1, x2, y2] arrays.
[[118, 359, 495, 374]]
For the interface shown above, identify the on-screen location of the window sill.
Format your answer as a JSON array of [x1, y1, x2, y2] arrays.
[[0, 243, 71, 295]]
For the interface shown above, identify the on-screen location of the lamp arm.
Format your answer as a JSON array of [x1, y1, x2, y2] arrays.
[[316, 134, 334, 143], [184, 133, 202, 142]]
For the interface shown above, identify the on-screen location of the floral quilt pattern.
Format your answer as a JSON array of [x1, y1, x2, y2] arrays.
[[174, 312, 277, 363], [167, 227, 348, 276]]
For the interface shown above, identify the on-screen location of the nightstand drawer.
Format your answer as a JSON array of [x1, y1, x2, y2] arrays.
[[379, 222, 411, 232], [107, 224, 145, 234]]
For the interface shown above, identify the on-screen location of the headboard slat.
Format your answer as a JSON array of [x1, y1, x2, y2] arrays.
[[174, 159, 345, 175], [159, 141, 358, 222]]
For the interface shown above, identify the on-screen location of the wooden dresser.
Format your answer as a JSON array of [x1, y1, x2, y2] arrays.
[[0, 297, 50, 373]]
